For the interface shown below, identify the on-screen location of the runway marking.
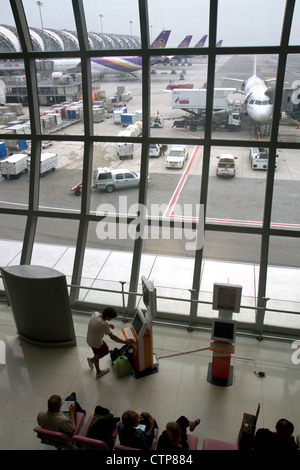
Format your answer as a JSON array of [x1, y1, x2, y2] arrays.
[[1, 203, 300, 228], [0, 200, 80, 212], [164, 145, 200, 217]]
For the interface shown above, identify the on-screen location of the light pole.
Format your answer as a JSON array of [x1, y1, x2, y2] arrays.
[[129, 20, 133, 38], [36, 1, 44, 32], [99, 14, 103, 33]]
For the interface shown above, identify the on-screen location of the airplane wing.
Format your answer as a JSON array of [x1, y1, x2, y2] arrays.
[[222, 77, 245, 83]]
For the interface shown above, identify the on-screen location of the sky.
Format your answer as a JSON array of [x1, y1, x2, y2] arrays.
[[2, 0, 300, 48]]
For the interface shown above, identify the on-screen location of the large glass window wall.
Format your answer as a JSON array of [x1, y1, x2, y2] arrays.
[[0, 0, 300, 338]]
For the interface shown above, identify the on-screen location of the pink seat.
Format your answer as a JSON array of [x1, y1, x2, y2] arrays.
[[202, 438, 239, 450], [73, 434, 110, 450], [33, 427, 75, 449], [187, 434, 198, 450], [115, 443, 142, 450], [34, 411, 85, 450], [76, 414, 118, 449]]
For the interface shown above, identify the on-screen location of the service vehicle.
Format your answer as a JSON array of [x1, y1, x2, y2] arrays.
[[117, 142, 134, 160], [216, 154, 237, 177], [172, 88, 236, 111], [149, 144, 167, 157], [171, 88, 240, 131], [70, 182, 82, 196], [249, 147, 279, 170], [165, 145, 189, 169], [166, 82, 194, 90], [0, 153, 28, 179], [92, 167, 140, 192], [150, 113, 164, 128]]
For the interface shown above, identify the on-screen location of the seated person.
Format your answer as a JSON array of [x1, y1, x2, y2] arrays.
[[118, 410, 157, 450], [86, 405, 120, 449], [157, 416, 200, 451], [37, 394, 77, 435], [253, 418, 298, 452]]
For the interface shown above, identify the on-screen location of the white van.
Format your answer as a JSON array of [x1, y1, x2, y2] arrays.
[[165, 145, 189, 169], [92, 167, 140, 192], [216, 154, 237, 177], [149, 144, 168, 157]]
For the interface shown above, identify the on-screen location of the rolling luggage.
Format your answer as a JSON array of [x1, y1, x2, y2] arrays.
[[237, 403, 260, 450]]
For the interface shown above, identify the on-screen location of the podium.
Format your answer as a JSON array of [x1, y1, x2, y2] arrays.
[[207, 283, 242, 387]]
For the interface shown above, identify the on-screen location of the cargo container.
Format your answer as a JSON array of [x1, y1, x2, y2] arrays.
[[121, 113, 137, 126], [27, 152, 58, 176], [0, 141, 6, 158], [113, 106, 127, 124], [0, 153, 28, 179]]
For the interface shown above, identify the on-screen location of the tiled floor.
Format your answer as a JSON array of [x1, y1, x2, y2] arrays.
[[0, 301, 299, 450]]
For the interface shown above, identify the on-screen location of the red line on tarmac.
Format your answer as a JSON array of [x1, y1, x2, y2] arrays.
[[166, 214, 300, 229], [166, 145, 200, 217]]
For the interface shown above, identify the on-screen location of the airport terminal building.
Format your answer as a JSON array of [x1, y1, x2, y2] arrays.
[[0, 0, 299, 451]]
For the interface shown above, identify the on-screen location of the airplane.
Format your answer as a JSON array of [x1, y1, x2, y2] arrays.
[[223, 55, 274, 123], [194, 35, 208, 48], [201, 38, 222, 58], [156, 34, 194, 66], [36, 30, 171, 76], [155, 34, 208, 68]]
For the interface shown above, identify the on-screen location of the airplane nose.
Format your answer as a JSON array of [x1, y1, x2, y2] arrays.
[[253, 105, 273, 122]]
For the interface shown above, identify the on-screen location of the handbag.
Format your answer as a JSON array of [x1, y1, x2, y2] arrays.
[[113, 355, 133, 378]]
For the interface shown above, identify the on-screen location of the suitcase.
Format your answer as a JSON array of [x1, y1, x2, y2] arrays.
[[237, 403, 260, 450]]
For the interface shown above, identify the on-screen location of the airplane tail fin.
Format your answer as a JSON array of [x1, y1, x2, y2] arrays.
[[194, 34, 208, 48], [177, 35, 193, 48], [216, 39, 223, 47], [150, 30, 171, 49]]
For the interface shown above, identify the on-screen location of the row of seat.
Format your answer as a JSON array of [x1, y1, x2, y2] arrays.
[[34, 412, 199, 450]]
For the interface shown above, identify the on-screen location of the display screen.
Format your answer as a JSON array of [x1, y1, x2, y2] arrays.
[[132, 311, 144, 336], [213, 320, 235, 341], [218, 287, 237, 310]]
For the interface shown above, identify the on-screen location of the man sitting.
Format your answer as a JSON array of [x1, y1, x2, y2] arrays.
[[253, 418, 298, 452], [37, 394, 76, 435]]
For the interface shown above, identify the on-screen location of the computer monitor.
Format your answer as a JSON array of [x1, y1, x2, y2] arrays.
[[211, 318, 237, 342], [131, 308, 148, 339], [141, 276, 157, 322], [212, 283, 242, 313]]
